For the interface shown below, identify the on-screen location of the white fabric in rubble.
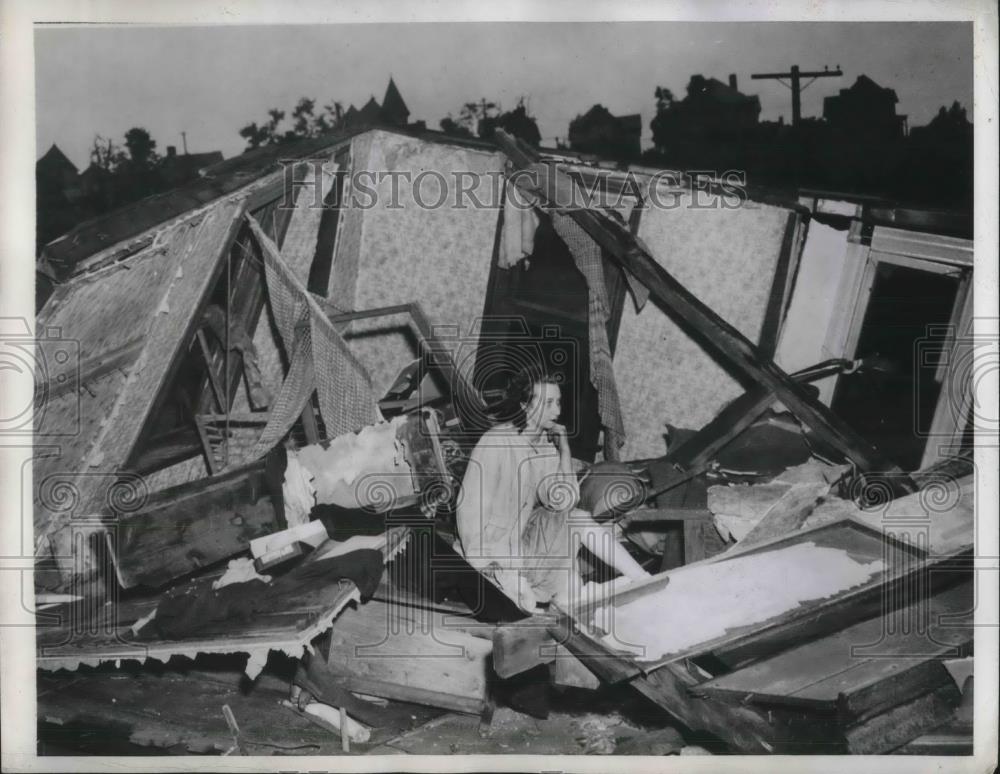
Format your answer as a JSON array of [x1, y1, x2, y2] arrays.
[[283, 450, 316, 527], [212, 557, 272, 590], [296, 415, 414, 509]]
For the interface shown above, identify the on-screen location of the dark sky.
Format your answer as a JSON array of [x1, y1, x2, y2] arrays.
[[35, 22, 973, 167]]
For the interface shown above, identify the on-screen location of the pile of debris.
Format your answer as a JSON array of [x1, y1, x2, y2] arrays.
[[33, 126, 976, 757]]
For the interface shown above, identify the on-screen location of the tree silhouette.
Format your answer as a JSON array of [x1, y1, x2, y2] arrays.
[[111, 127, 164, 203], [292, 98, 316, 137], [655, 86, 675, 112], [239, 98, 346, 150], [479, 99, 542, 145], [90, 134, 125, 172], [440, 97, 541, 144], [123, 127, 159, 168]]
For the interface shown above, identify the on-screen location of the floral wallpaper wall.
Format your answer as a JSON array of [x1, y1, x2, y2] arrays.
[[614, 195, 791, 460], [332, 130, 505, 398]]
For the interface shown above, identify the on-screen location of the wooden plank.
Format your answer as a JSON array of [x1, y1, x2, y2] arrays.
[[757, 211, 800, 358], [842, 682, 962, 754], [325, 599, 492, 714], [712, 548, 972, 670], [334, 675, 486, 717], [494, 130, 909, 484], [196, 329, 226, 412], [492, 615, 558, 679], [545, 612, 643, 685], [620, 507, 713, 523], [815, 631, 971, 707], [698, 580, 973, 707], [110, 461, 278, 588], [894, 729, 973, 755], [551, 643, 600, 690], [836, 660, 956, 723], [194, 414, 221, 475], [682, 520, 709, 564]]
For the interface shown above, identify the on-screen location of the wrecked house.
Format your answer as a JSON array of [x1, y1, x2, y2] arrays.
[[33, 124, 975, 756]]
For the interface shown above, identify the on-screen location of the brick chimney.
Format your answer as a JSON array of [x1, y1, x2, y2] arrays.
[[166, 146, 177, 158], [729, 73, 738, 90]]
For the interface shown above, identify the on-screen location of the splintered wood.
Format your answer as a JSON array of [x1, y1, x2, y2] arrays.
[[591, 542, 885, 662]]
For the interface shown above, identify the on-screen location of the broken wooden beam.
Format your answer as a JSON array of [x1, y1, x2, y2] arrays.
[[645, 386, 776, 498], [547, 608, 783, 752], [619, 506, 713, 523]]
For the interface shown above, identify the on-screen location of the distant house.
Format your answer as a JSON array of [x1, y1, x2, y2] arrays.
[[679, 74, 761, 133], [649, 74, 760, 157], [36, 144, 79, 198], [568, 105, 642, 160], [355, 96, 384, 125], [823, 74, 907, 140], [77, 162, 115, 210], [159, 146, 225, 187], [344, 78, 415, 130], [909, 101, 972, 144], [78, 162, 110, 196], [381, 77, 410, 126]]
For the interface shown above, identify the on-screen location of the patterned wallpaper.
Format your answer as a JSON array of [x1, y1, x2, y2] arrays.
[[614, 195, 790, 460], [334, 130, 505, 398]]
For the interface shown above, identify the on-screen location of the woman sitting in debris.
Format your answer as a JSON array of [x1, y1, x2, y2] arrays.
[[456, 370, 650, 612]]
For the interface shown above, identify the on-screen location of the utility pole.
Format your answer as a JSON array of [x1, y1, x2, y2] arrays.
[[751, 65, 843, 126]]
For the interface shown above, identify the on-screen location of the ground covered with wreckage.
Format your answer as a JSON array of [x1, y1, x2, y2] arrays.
[[37, 654, 707, 757]]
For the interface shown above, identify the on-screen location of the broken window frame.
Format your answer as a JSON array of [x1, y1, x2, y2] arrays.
[[828, 224, 974, 470]]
